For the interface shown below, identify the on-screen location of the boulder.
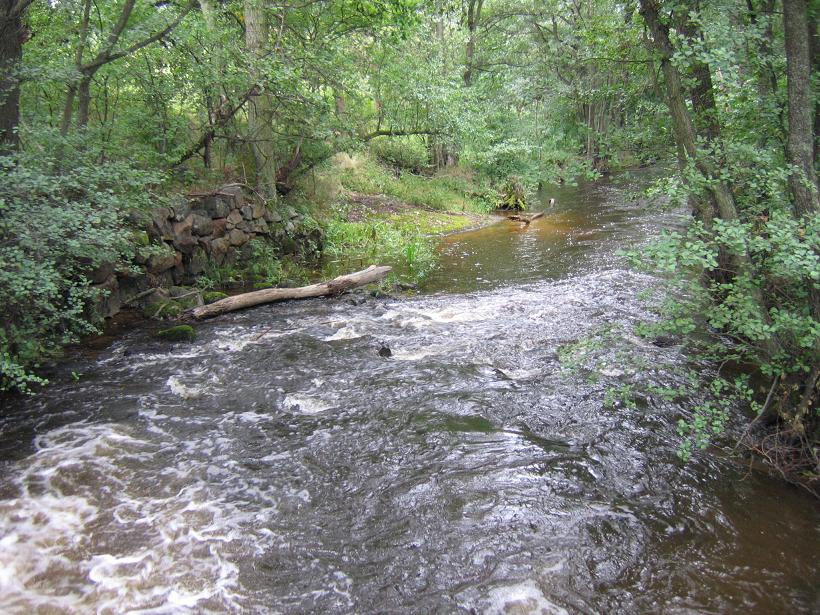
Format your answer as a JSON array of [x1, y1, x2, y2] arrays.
[[264, 209, 282, 223], [155, 325, 196, 342], [211, 218, 228, 238], [252, 219, 270, 234], [203, 291, 228, 304], [90, 261, 115, 285], [150, 208, 174, 241], [191, 214, 213, 236], [201, 195, 231, 218], [227, 209, 243, 225], [211, 237, 230, 256], [241, 205, 254, 220], [220, 184, 245, 207], [229, 229, 248, 246], [252, 202, 266, 219], [92, 275, 121, 319], [169, 197, 191, 222], [173, 229, 198, 254], [187, 246, 208, 275], [147, 250, 177, 274]]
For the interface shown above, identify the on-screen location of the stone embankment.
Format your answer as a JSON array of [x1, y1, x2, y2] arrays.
[[91, 184, 318, 320]]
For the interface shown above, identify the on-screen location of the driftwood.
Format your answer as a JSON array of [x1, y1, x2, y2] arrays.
[[506, 212, 545, 225], [188, 265, 392, 320]]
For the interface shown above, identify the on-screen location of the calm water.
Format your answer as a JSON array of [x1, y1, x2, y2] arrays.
[[0, 171, 817, 613]]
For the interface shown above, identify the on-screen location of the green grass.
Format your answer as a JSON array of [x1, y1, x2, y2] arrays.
[[287, 153, 498, 285], [337, 155, 494, 214]]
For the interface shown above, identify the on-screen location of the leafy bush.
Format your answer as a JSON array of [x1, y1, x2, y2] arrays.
[[369, 135, 428, 170], [0, 132, 162, 393], [626, 209, 820, 460]]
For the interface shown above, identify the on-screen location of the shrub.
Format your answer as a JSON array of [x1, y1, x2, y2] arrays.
[[369, 135, 428, 170], [0, 132, 163, 393]]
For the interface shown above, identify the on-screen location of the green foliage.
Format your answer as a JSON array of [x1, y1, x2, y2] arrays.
[[322, 217, 437, 283], [0, 132, 163, 393], [370, 136, 428, 170]]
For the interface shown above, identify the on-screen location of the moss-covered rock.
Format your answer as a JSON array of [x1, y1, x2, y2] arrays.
[[132, 230, 151, 247], [155, 325, 196, 342], [143, 299, 183, 319], [202, 291, 228, 304]]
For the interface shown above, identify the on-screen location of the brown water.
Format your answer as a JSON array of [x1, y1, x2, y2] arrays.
[[0, 171, 817, 613]]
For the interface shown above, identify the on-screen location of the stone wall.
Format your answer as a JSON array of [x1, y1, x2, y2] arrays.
[[91, 184, 309, 319]]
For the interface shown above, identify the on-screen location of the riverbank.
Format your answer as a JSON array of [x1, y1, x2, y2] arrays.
[[291, 153, 498, 283]]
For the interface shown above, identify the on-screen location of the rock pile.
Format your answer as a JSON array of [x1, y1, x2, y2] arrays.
[[90, 184, 308, 319]]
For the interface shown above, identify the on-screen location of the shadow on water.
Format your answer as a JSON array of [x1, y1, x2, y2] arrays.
[[0, 168, 817, 614]]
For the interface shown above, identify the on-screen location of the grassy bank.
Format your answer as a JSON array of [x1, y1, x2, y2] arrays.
[[290, 153, 497, 284]]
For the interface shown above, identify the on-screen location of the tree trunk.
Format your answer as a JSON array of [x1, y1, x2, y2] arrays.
[[76, 72, 94, 129], [0, 0, 24, 152], [783, 0, 818, 215], [464, 0, 483, 86], [188, 265, 392, 320], [640, 0, 780, 358], [244, 0, 278, 198]]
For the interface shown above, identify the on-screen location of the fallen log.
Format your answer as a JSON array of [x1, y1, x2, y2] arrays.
[[188, 265, 392, 320], [506, 212, 545, 225]]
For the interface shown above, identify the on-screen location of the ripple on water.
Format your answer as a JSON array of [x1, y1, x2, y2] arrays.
[[0, 173, 817, 613]]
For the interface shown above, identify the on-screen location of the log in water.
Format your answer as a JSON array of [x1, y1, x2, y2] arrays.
[[188, 265, 392, 320]]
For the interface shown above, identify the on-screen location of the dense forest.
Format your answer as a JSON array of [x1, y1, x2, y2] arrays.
[[0, 0, 817, 484]]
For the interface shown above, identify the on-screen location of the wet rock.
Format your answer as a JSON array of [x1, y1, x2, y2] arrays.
[[378, 343, 392, 358], [155, 325, 196, 342]]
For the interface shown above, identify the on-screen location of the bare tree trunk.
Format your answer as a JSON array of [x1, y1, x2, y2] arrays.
[[244, 0, 278, 197], [783, 0, 818, 215], [464, 0, 483, 86], [76, 73, 94, 129], [0, 0, 29, 152]]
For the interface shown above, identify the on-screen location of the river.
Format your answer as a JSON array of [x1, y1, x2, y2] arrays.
[[0, 170, 817, 613]]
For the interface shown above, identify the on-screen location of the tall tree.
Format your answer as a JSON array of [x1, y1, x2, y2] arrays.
[[243, 0, 279, 197], [0, 0, 33, 151], [783, 0, 818, 215], [60, 0, 196, 133]]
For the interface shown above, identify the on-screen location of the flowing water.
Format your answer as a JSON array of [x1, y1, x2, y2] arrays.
[[1, 171, 817, 614]]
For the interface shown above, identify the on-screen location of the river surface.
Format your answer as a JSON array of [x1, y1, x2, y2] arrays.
[[1, 171, 817, 614]]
